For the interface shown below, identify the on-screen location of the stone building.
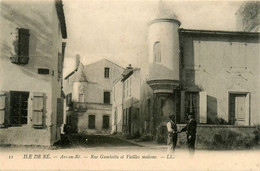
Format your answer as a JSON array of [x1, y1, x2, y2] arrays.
[[0, 0, 67, 146], [111, 65, 141, 136], [63, 58, 124, 134], [111, 2, 260, 141]]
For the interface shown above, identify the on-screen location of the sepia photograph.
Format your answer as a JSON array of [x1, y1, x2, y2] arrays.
[[0, 0, 260, 170]]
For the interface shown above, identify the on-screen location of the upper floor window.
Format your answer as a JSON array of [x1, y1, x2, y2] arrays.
[[104, 91, 110, 104], [79, 94, 84, 102], [10, 28, 30, 64], [153, 42, 161, 63], [104, 67, 110, 78]]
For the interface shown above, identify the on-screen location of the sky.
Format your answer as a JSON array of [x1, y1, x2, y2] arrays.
[[62, 0, 244, 76]]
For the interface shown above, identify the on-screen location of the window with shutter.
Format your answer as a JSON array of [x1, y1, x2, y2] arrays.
[[184, 92, 199, 121], [0, 91, 7, 127], [32, 92, 46, 128], [10, 28, 30, 64], [10, 91, 29, 126], [58, 52, 63, 81]]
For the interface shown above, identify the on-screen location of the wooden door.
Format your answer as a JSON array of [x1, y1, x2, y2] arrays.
[[235, 94, 246, 125]]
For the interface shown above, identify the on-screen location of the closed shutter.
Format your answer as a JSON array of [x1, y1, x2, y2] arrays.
[[18, 28, 30, 57], [0, 91, 6, 127], [199, 91, 207, 123], [58, 52, 63, 81], [57, 98, 64, 126], [32, 92, 46, 128]]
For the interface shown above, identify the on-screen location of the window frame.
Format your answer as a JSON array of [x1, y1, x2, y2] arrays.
[[153, 41, 161, 63], [184, 91, 199, 121], [104, 67, 110, 78], [78, 94, 84, 102], [103, 91, 111, 104], [10, 28, 30, 64], [102, 115, 110, 129], [9, 91, 29, 126], [88, 115, 96, 129]]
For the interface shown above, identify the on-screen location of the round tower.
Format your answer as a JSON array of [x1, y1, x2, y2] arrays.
[[147, 2, 181, 93]]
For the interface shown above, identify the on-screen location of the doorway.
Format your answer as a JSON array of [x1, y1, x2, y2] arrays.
[[229, 93, 249, 125]]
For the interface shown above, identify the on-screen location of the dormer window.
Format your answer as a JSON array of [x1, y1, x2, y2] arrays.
[[10, 28, 30, 64], [153, 41, 161, 63]]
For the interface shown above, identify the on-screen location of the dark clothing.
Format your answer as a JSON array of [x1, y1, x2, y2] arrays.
[[181, 119, 197, 152], [167, 132, 178, 152], [167, 120, 178, 153]]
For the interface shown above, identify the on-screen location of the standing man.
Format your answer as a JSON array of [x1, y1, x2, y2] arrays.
[[180, 112, 197, 153], [167, 115, 178, 153]]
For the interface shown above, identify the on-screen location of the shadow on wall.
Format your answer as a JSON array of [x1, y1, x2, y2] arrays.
[[207, 95, 218, 124], [1, 2, 54, 82]]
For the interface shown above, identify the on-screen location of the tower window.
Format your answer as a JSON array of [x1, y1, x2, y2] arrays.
[[153, 42, 161, 63]]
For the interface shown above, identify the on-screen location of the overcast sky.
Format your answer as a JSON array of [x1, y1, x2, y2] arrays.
[[62, 0, 244, 76]]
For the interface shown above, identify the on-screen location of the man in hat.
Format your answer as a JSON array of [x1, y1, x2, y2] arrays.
[[180, 112, 197, 153], [166, 115, 178, 153]]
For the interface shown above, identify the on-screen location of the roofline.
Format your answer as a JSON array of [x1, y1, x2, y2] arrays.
[[121, 68, 140, 82], [84, 58, 125, 70], [55, 0, 67, 39], [64, 70, 76, 79], [179, 28, 260, 37]]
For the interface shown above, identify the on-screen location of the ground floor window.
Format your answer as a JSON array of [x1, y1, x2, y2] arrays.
[[10, 91, 29, 125], [88, 115, 95, 129], [103, 115, 110, 129], [184, 92, 199, 120]]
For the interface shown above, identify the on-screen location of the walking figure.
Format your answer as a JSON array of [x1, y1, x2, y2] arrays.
[[180, 112, 197, 154], [166, 115, 178, 154]]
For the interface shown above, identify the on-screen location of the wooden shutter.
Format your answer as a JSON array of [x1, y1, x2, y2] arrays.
[[0, 91, 7, 127], [18, 28, 30, 57], [32, 92, 46, 128], [57, 98, 64, 126], [58, 52, 63, 81], [199, 91, 207, 123]]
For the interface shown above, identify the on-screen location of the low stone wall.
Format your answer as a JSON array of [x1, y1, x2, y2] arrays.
[[0, 126, 51, 146], [157, 124, 257, 149]]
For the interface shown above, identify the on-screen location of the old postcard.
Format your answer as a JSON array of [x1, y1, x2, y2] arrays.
[[0, 0, 260, 170]]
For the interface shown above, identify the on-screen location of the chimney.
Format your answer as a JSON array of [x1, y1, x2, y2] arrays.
[[126, 64, 133, 70], [75, 54, 80, 70]]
